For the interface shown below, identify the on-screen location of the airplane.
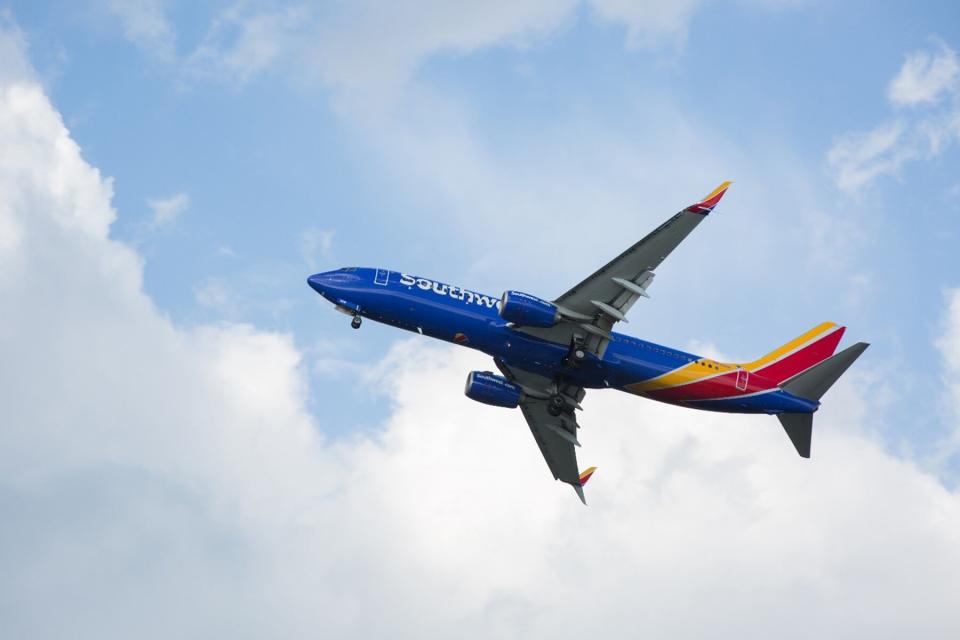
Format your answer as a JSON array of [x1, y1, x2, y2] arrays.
[[307, 182, 868, 503]]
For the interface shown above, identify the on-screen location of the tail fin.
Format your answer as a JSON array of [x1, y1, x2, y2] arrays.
[[776, 342, 870, 458], [743, 322, 846, 385]]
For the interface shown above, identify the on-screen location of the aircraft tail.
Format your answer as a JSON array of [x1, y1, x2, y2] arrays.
[[743, 322, 846, 385], [779, 341, 870, 402], [775, 341, 870, 457]]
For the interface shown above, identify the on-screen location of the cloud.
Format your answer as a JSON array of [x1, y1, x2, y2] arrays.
[[888, 40, 960, 106], [102, 0, 177, 63], [589, 0, 701, 49], [146, 191, 189, 228], [828, 39, 960, 194], [175, 1, 715, 94], [937, 288, 960, 454], [185, 3, 308, 84], [179, 1, 576, 93], [299, 227, 335, 270], [193, 276, 235, 313], [4, 15, 960, 640], [826, 121, 916, 193]]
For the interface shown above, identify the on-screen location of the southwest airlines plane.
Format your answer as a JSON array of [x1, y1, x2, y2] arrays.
[[307, 183, 868, 503]]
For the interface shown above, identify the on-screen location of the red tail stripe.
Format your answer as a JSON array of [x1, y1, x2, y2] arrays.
[[754, 328, 845, 385]]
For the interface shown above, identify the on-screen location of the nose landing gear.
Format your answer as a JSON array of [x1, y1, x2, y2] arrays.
[[351, 315, 362, 329]]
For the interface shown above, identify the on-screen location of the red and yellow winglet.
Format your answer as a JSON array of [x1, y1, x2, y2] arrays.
[[686, 180, 732, 215], [579, 466, 597, 486], [573, 466, 597, 504]]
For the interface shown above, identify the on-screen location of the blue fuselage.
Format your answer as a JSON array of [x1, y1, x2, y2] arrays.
[[308, 268, 817, 415]]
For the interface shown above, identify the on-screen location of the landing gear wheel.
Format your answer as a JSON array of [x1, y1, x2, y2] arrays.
[[548, 394, 565, 417], [351, 315, 362, 329]]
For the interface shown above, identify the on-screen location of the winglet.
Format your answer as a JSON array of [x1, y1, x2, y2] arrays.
[[572, 467, 596, 505], [579, 466, 597, 486], [686, 181, 732, 215]]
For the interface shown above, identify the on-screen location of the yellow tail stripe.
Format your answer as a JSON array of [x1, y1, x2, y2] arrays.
[[742, 321, 837, 372], [627, 359, 734, 393], [626, 322, 837, 394]]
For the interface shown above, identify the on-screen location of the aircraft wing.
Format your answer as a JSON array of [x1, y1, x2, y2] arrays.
[[523, 182, 731, 356], [496, 359, 595, 503]]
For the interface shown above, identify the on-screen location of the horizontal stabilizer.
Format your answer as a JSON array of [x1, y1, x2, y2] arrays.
[[777, 413, 813, 458], [776, 342, 869, 458], [780, 342, 870, 401]]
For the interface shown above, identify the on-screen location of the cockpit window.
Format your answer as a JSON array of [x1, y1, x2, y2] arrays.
[[339, 267, 358, 272]]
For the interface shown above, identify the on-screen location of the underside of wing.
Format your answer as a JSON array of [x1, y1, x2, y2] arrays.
[[556, 181, 731, 319], [496, 360, 593, 503], [516, 182, 731, 357], [519, 400, 581, 485]]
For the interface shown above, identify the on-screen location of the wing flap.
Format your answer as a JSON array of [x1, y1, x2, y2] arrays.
[[556, 181, 731, 319], [518, 182, 731, 358], [496, 360, 589, 493], [520, 401, 582, 485]]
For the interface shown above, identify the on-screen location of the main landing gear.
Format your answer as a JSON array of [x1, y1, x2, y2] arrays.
[[351, 315, 362, 329], [563, 335, 588, 369], [547, 394, 565, 417], [546, 377, 583, 417]]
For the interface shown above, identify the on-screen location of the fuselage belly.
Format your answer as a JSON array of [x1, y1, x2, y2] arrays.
[[308, 268, 818, 416]]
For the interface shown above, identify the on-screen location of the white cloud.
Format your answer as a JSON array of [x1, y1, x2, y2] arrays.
[[299, 226, 335, 270], [888, 40, 960, 106], [147, 191, 189, 228], [186, 3, 309, 84], [589, 0, 701, 49], [4, 15, 960, 640], [103, 0, 177, 63], [828, 39, 960, 194], [216, 244, 236, 257], [179, 1, 577, 93], [193, 276, 235, 312], [826, 121, 916, 193], [177, 1, 715, 95], [937, 289, 960, 451]]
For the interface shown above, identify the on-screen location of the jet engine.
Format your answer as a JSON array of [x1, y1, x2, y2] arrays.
[[499, 291, 560, 327], [464, 371, 524, 408]]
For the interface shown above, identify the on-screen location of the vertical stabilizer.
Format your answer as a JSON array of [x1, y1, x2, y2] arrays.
[[743, 322, 846, 385]]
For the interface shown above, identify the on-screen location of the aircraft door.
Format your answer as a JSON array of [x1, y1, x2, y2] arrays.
[[374, 268, 390, 286], [736, 368, 749, 391]]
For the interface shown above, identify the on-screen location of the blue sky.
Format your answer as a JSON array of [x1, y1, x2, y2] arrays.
[[17, 0, 956, 459], [2, 2, 960, 637]]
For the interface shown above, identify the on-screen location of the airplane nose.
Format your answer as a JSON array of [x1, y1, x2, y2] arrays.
[[307, 273, 328, 295]]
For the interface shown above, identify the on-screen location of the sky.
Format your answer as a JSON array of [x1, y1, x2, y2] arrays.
[[1, 1, 959, 638]]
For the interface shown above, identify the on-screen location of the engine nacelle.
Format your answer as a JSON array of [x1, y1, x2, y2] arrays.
[[464, 371, 523, 408], [499, 290, 559, 328]]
